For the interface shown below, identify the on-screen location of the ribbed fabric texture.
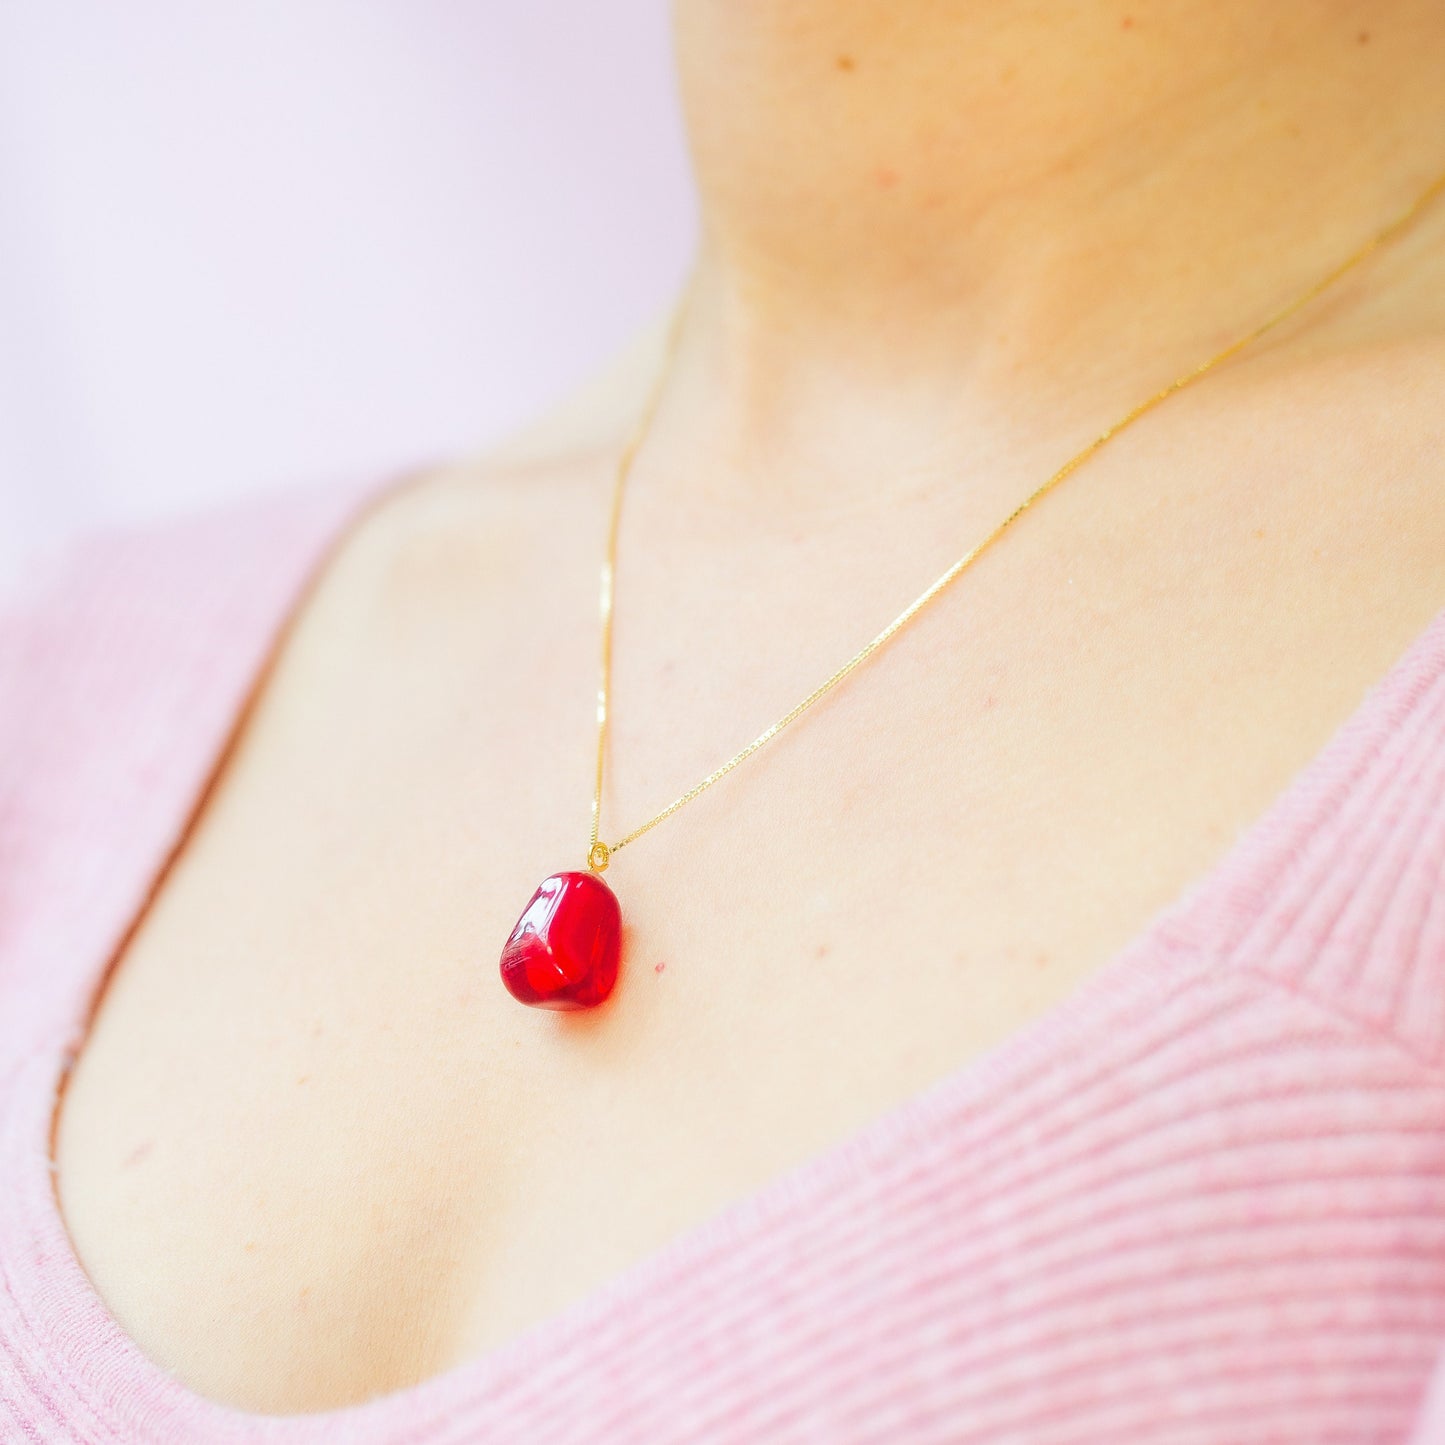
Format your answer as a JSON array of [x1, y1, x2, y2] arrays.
[[4, 472, 1445, 1444]]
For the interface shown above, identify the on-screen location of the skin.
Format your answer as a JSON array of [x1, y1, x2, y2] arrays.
[[55, 0, 1445, 1414]]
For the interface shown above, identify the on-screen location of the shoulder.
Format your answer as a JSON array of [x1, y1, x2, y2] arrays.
[[0, 472, 390, 741], [0, 300, 668, 794]]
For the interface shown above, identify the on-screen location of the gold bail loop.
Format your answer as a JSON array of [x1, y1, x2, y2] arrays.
[[587, 841, 611, 874]]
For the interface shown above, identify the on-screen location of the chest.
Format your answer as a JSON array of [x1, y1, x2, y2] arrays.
[[50, 430, 1445, 1413]]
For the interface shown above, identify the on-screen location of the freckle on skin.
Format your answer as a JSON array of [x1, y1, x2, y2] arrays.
[[1034, 952, 1050, 970], [296, 1074, 311, 1086], [875, 166, 899, 189], [836, 54, 856, 72], [121, 1139, 154, 1169], [1253, 528, 1266, 540], [815, 942, 830, 959], [1357, 30, 1370, 44], [1121, 15, 1134, 28]]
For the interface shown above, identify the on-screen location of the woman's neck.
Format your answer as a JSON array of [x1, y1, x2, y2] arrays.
[[657, 0, 1445, 501]]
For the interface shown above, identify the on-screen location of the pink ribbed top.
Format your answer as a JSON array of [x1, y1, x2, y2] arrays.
[[4, 470, 1445, 1444]]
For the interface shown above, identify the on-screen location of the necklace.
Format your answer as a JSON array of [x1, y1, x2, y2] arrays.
[[499, 163, 1445, 1011]]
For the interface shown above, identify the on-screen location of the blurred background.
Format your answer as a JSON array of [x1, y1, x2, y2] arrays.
[[0, 2, 695, 581]]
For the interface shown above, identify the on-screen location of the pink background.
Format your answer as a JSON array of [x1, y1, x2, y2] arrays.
[[0, 3, 695, 579]]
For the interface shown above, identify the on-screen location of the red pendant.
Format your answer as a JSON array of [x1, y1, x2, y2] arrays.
[[500, 870, 622, 1010]]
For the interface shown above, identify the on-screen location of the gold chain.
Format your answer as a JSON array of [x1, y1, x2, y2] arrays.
[[586, 163, 1445, 872]]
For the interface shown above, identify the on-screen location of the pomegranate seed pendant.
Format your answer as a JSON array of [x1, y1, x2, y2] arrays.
[[500, 843, 621, 1010]]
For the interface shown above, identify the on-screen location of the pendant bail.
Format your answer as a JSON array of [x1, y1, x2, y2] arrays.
[[587, 840, 611, 873]]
